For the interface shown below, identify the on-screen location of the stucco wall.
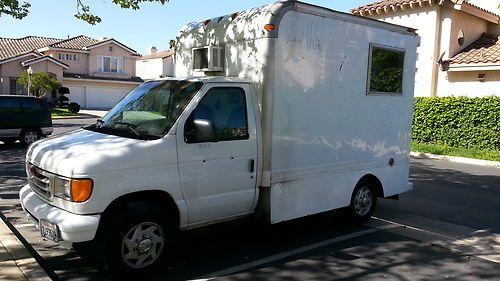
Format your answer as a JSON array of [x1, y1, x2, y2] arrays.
[[0, 55, 37, 95], [135, 57, 174, 80], [449, 10, 488, 57], [49, 50, 90, 75], [445, 70, 500, 97], [370, 6, 437, 97], [88, 42, 137, 79], [29, 61, 64, 81]]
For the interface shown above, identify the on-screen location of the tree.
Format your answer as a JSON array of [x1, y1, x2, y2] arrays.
[[18, 71, 61, 97], [0, 0, 30, 19], [0, 0, 168, 25]]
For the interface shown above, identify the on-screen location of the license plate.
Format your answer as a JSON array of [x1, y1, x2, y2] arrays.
[[40, 220, 59, 242]]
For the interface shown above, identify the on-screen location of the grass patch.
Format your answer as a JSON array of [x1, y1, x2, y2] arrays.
[[50, 107, 79, 117], [412, 142, 500, 162]]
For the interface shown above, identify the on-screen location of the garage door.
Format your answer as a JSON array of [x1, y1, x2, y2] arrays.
[[65, 86, 134, 109], [86, 87, 131, 109], [67, 86, 86, 107]]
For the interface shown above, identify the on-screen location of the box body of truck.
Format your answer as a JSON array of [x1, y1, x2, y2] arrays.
[[175, 0, 418, 223]]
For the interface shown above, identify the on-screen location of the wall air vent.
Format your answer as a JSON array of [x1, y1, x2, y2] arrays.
[[192, 45, 224, 72]]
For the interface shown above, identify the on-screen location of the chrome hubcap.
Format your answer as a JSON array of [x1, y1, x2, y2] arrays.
[[354, 186, 373, 217], [121, 222, 164, 269], [24, 131, 38, 144]]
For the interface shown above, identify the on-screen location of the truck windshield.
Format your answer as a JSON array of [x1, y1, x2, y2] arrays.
[[85, 80, 203, 140]]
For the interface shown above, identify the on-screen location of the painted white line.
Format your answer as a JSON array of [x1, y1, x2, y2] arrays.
[[189, 225, 398, 281], [371, 216, 455, 239], [372, 216, 500, 264]]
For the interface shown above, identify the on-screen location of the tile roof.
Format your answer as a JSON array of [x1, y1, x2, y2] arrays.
[[63, 72, 144, 83], [139, 50, 174, 60], [449, 33, 500, 65], [48, 35, 99, 50], [21, 55, 69, 68], [0, 35, 138, 62], [352, 0, 499, 17], [0, 36, 61, 61]]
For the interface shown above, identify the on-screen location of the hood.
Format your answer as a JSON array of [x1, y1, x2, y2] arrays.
[[27, 129, 149, 176]]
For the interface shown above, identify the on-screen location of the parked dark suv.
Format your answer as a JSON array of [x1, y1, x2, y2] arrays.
[[0, 95, 53, 146]]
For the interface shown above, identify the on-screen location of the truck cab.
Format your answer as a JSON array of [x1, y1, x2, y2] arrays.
[[20, 77, 261, 272]]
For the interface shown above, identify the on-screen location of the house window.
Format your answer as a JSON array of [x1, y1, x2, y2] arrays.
[[58, 53, 80, 61], [98, 56, 124, 74], [9, 78, 27, 95], [367, 44, 405, 95]]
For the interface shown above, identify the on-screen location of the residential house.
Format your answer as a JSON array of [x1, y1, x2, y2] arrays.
[[0, 35, 143, 108], [352, 0, 500, 97], [135, 46, 174, 80]]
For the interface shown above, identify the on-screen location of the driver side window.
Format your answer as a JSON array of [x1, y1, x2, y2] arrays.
[[184, 87, 249, 143]]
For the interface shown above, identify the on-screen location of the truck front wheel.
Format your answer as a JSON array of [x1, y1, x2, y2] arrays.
[[97, 203, 175, 276], [347, 180, 377, 224]]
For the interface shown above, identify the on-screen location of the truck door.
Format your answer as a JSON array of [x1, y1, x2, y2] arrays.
[[176, 84, 258, 225]]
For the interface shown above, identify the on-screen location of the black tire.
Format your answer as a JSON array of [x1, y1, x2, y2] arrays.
[[347, 180, 377, 224], [20, 128, 41, 146], [97, 202, 176, 277]]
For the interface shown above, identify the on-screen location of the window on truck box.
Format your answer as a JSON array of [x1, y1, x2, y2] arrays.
[[185, 87, 249, 143], [367, 45, 405, 95]]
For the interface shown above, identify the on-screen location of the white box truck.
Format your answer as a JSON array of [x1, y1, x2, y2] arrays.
[[19, 0, 419, 274]]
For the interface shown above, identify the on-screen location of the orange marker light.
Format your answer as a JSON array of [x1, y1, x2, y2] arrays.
[[70, 179, 93, 203], [264, 24, 275, 31]]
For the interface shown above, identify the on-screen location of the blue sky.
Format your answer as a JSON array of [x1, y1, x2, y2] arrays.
[[0, 0, 370, 55]]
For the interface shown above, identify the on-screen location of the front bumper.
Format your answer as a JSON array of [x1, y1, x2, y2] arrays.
[[19, 184, 100, 243], [41, 127, 53, 136]]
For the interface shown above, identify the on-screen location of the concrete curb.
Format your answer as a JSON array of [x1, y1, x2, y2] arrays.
[[0, 218, 51, 281], [410, 151, 500, 168]]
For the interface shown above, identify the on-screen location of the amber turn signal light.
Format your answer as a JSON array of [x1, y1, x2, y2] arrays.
[[264, 24, 275, 31], [70, 179, 93, 203]]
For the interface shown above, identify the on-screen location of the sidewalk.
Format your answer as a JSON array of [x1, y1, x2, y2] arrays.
[[51, 109, 108, 120], [79, 109, 108, 118], [0, 217, 50, 281]]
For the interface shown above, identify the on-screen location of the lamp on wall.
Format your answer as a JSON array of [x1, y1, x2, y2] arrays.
[[0, 76, 3, 95], [478, 73, 485, 82]]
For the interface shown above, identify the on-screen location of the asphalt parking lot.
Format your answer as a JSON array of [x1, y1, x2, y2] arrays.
[[0, 117, 499, 280]]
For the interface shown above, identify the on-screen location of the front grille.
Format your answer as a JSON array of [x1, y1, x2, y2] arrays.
[[28, 164, 53, 200]]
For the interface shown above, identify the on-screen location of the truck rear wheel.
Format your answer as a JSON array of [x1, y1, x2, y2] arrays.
[[97, 203, 175, 276], [347, 180, 377, 224]]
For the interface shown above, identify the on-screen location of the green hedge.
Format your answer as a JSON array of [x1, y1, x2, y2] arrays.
[[413, 97, 500, 150]]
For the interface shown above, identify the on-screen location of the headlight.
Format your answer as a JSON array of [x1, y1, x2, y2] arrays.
[[54, 177, 93, 203]]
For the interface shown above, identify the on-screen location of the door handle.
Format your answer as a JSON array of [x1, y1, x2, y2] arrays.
[[249, 159, 255, 173]]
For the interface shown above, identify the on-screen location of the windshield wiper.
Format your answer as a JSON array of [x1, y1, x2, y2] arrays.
[[96, 119, 104, 128], [112, 121, 142, 138]]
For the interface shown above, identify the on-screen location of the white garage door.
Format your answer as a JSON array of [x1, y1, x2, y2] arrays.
[[86, 87, 131, 109], [67, 86, 86, 106], [65, 85, 133, 109]]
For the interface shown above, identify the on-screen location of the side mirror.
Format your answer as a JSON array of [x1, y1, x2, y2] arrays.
[[185, 119, 218, 143]]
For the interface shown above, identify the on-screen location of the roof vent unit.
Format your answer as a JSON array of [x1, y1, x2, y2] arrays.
[[192, 45, 224, 72]]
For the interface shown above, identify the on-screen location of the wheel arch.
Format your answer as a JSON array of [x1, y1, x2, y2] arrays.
[[357, 174, 384, 198], [97, 190, 181, 235]]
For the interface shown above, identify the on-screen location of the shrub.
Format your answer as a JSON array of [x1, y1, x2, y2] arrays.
[[68, 102, 81, 114], [412, 96, 500, 150]]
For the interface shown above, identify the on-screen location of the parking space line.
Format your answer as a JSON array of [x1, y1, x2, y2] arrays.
[[371, 216, 455, 239], [189, 224, 398, 281], [372, 216, 500, 264]]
